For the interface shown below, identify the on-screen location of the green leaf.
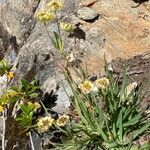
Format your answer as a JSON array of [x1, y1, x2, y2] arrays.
[[140, 143, 150, 150], [20, 103, 35, 114], [53, 31, 64, 53], [123, 113, 142, 127], [28, 93, 39, 99], [0, 68, 6, 76], [133, 122, 150, 139], [118, 109, 123, 142], [119, 64, 127, 102]]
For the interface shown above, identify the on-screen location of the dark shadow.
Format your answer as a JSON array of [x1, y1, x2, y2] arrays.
[[132, 0, 149, 3], [70, 59, 82, 68], [68, 26, 86, 40], [35, 90, 58, 118], [132, 0, 149, 7], [42, 90, 58, 108]]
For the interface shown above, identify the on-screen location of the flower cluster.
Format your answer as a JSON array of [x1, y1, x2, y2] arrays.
[[78, 77, 110, 94], [78, 80, 94, 94], [59, 22, 73, 32], [56, 114, 70, 127], [37, 116, 54, 133], [37, 114, 69, 133], [35, 0, 73, 33], [35, 11, 55, 22], [35, 0, 63, 22], [47, 0, 63, 11], [96, 77, 110, 89]]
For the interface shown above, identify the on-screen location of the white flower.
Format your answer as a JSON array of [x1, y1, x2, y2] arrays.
[[56, 114, 70, 126], [37, 116, 54, 133], [78, 80, 94, 94], [96, 77, 110, 89]]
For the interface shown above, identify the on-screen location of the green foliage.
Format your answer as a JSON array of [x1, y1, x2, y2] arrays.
[[11, 79, 40, 100], [59, 66, 150, 150], [16, 103, 36, 127], [0, 59, 12, 76], [51, 31, 64, 53], [12, 79, 40, 128], [0, 78, 40, 129]]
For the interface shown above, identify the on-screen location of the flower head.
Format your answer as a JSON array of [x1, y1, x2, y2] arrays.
[[6, 72, 14, 79], [35, 11, 55, 22], [47, 0, 63, 11], [0, 105, 3, 112], [78, 80, 94, 94], [37, 116, 54, 133], [96, 77, 110, 89], [56, 114, 69, 127], [34, 102, 41, 110], [60, 22, 73, 32]]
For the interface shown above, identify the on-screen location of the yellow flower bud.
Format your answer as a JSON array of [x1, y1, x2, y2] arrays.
[[6, 72, 14, 79], [59, 22, 73, 32], [47, 0, 63, 11]]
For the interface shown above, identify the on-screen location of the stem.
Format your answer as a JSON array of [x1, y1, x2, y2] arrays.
[[54, 123, 68, 135], [47, 140, 57, 148], [54, 11, 61, 35], [5, 76, 9, 91], [43, 22, 53, 41], [2, 108, 7, 150], [2, 77, 9, 150], [40, 100, 49, 115], [29, 132, 35, 150]]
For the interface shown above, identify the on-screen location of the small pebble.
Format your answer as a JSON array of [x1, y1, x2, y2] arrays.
[[77, 7, 99, 21]]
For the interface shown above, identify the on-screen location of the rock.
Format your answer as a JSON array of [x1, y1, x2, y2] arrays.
[[79, 0, 98, 7], [77, 7, 99, 21], [0, 0, 40, 46], [0, 75, 7, 95], [141, 52, 150, 59]]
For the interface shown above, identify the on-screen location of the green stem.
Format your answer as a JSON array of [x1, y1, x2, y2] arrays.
[[54, 11, 61, 35], [40, 100, 49, 115], [43, 22, 53, 42], [54, 123, 68, 135]]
